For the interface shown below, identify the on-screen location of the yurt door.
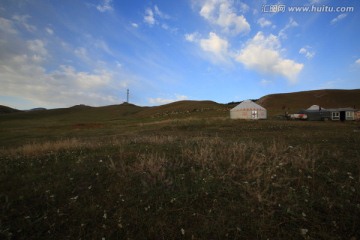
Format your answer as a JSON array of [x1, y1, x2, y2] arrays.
[[251, 110, 258, 119]]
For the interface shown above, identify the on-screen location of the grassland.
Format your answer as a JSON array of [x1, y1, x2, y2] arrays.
[[1, 105, 360, 239]]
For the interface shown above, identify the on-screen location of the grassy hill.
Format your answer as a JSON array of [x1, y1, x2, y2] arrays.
[[1, 89, 359, 120], [0, 103, 147, 146], [135, 100, 229, 118], [257, 89, 360, 116], [0, 103, 143, 122], [0, 105, 22, 114]]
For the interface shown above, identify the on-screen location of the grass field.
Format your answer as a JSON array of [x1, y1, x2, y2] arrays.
[[1, 108, 360, 239]]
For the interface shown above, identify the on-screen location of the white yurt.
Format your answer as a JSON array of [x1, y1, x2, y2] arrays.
[[307, 105, 325, 111], [230, 100, 267, 120]]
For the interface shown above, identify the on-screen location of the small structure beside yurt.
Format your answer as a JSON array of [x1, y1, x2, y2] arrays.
[[230, 100, 267, 120], [298, 105, 356, 121], [298, 105, 330, 121]]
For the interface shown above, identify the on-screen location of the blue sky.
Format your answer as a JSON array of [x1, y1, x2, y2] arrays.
[[0, 0, 359, 109]]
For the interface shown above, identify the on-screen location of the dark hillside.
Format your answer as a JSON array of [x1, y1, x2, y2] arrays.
[[0, 105, 22, 114], [257, 89, 360, 116], [3, 103, 143, 121], [136, 100, 230, 118]]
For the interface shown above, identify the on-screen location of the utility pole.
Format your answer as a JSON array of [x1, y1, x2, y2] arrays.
[[126, 89, 129, 103]]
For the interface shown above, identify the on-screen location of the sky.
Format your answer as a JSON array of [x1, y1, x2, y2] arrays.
[[0, 0, 360, 109]]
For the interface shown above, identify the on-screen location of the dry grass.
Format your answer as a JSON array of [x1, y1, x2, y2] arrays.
[[100, 133, 358, 239], [1, 138, 87, 157], [1, 119, 359, 239]]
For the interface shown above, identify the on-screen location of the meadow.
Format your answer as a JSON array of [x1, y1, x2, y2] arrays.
[[1, 108, 359, 239]]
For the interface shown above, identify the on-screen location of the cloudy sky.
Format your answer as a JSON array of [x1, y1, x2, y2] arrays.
[[1, 0, 359, 109]]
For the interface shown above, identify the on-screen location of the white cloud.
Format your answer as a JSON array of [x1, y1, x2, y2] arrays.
[[278, 17, 298, 39], [97, 0, 113, 12], [12, 15, 37, 32], [184, 32, 200, 42], [131, 22, 138, 28], [0, 17, 128, 108], [299, 46, 315, 59], [200, 32, 229, 62], [4, 63, 120, 107], [55, 65, 112, 89], [74, 47, 89, 61], [78, 34, 113, 57], [27, 39, 48, 57], [257, 17, 272, 28], [144, 8, 155, 25], [239, 2, 250, 13], [330, 14, 347, 25], [355, 59, 360, 65], [0, 17, 17, 34], [144, 5, 171, 27], [45, 27, 54, 35], [148, 94, 188, 105], [93, 39, 113, 55], [154, 5, 170, 19], [236, 32, 303, 83], [199, 0, 250, 35], [0, 53, 118, 108]]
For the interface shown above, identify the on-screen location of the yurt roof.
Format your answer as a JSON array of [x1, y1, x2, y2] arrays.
[[307, 105, 326, 110], [230, 100, 266, 111]]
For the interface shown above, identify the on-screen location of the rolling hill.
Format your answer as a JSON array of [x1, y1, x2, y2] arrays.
[[0, 105, 22, 114], [1, 89, 359, 119], [257, 89, 360, 116], [135, 100, 230, 118]]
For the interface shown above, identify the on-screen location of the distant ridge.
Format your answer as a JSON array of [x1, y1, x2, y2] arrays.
[[29, 107, 47, 111]]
